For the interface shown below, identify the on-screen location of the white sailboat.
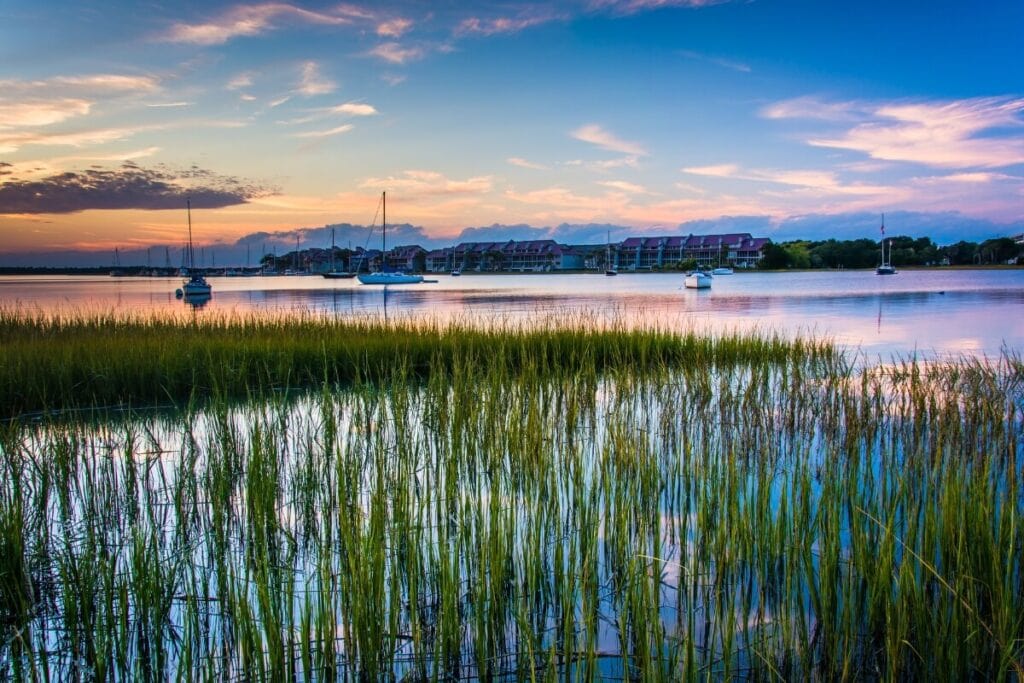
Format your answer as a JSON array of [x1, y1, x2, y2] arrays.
[[177, 200, 211, 297], [358, 192, 424, 285], [876, 214, 897, 275]]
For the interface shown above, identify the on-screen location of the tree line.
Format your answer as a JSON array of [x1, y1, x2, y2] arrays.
[[759, 236, 1023, 270]]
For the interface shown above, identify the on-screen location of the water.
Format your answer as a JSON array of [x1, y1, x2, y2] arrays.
[[2, 269, 1022, 357]]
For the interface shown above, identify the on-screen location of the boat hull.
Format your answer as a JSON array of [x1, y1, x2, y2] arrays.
[[684, 273, 712, 289], [182, 276, 211, 295], [712, 267, 733, 275], [322, 272, 356, 279], [876, 265, 897, 275], [357, 272, 424, 285]]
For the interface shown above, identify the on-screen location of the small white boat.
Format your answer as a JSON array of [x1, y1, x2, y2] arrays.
[[684, 271, 712, 289], [712, 267, 733, 275], [450, 269, 461, 277], [357, 191, 424, 285]]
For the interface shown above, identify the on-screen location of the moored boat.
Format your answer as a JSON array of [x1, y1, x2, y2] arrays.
[[876, 214, 897, 275], [176, 200, 211, 299], [357, 192, 424, 285], [684, 271, 712, 289]]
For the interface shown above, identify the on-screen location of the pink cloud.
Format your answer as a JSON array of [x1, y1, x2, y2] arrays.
[[571, 124, 647, 156], [360, 170, 493, 196], [368, 42, 425, 64], [766, 95, 1024, 169], [296, 61, 335, 96], [377, 18, 413, 37], [161, 3, 355, 45], [455, 13, 558, 37], [291, 124, 354, 139], [507, 157, 547, 170], [589, 0, 731, 15]]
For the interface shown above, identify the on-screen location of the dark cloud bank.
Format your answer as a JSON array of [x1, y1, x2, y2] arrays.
[[0, 162, 273, 214]]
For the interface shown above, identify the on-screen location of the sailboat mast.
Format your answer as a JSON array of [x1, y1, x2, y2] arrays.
[[187, 199, 194, 270], [382, 191, 386, 255]]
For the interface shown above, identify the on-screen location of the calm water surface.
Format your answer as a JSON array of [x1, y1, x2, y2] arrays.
[[2, 269, 1022, 358]]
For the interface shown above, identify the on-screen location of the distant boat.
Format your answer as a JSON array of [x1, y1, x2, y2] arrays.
[[450, 269, 461, 277], [358, 192, 424, 285], [712, 267, 733, 275], [323, 227, 356, 279], [605, 230, 617, 276], [176, 200, 211, 298], [876, 214, 898, 275], [684, 271, 712, 289], [109, 248, 128, 277]]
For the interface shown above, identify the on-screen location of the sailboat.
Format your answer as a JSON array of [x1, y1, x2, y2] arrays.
[[109, 248, 128, 276], [605, 231, 617, 276], [357, 192, 424, 285], [876, 214, 897, 275], [322, 227, 356, 279], [177, 200, 212, 297]]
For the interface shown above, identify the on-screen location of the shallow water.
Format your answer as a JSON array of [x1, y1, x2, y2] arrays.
[[2, 269, 1022, 357]]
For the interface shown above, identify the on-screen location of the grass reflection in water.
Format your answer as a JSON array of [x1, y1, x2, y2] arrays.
[[0, 312, 1021, 680]]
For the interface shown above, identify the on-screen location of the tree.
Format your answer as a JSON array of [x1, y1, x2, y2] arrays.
[[759, 243, 789, 270], [979, 237, 1020, 264]]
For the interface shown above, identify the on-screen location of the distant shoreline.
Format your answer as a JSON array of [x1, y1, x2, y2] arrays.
[[1, 264, 1021, 276]]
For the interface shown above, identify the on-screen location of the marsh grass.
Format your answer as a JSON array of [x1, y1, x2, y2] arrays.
[[0, 309, 828, 419], [0, 311, 1021, 680]]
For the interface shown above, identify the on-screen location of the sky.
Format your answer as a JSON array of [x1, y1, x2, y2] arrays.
[[1, 0, 1022, 265]]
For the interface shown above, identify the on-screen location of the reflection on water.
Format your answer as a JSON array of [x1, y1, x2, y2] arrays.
[[1, 269, 1022, 357], [6, 351, 1021, 679]]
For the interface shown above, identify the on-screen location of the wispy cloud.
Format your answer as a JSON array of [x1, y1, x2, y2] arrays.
[[507, 157, 547, 170], [760, 96, 862, 121], [291, 124, 354, 139], [0, 163, 274, 214], [597, 179, 653, 194], [160, 3, 356, 45], [278, 102, 377, 125], [0, 73, 162, 130], [0, 126, 140, 154], [678, 49, 751, 73], [589, 0, 731, 16], [571, 124, 647, 156], [377, 17, 413, 37], [0, 99, 91, 129], [145, 101, 192, 108], [765, 95, 1024, 168], [682, 162, 889, 196], [329, 102, 377, 116], [0, 119, 245, 155], [455, 12, 559, 37], [20, 74, 159, 94], [368, 42, 425, 64], [296, 61, 335, 96], [226, 73, 254, 90], [360, 170, 493, 196]]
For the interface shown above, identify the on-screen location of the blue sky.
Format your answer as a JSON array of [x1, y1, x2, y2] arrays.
[[1, 0, 1022, 264]]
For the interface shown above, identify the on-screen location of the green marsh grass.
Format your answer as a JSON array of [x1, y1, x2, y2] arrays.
[[0, 311, 1021, 680]]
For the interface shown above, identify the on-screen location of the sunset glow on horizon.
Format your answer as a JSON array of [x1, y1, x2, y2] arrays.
[[1, 0, 1022, 265]]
